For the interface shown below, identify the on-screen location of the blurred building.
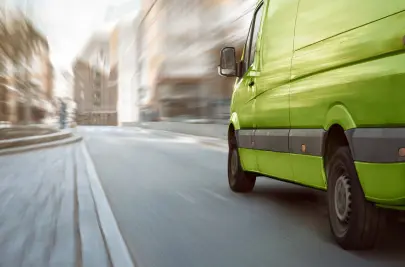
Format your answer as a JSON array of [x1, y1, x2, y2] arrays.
[[27, 36, 55, 122], [72, 60, 90, 122], [58, 70, 75, 124], [59, 70, 74, 100], [137, 0, 257, 122], [0, 11, 55, 124], [73, 32, 118, 126], [115, 13, 139, 125], [103, 2, 140, 125]]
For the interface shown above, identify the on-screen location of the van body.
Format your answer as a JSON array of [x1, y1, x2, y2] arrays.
[[219, 0, 405, 250]]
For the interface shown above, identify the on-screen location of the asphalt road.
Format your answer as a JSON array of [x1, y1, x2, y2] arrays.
[[80, 126, 405, 267]]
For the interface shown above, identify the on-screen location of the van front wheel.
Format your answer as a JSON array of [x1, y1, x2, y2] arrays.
[[228, 135, 256, 193], [327, 146, 385, 250]]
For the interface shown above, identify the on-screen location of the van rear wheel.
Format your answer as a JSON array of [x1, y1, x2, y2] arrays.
[[228, 133, 256, 193], [327, 146, 385, 250]]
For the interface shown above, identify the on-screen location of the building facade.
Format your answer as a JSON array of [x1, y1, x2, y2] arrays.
[[0, 9, 55, 124], [28, 36, 54, 122], [103, 1, 140, 125], [116, 14, 139, 125], [137, 0, 162, 121], [137, 0, 257, 122], [57, 70, 75, 125], [73, 33, 118, 126]]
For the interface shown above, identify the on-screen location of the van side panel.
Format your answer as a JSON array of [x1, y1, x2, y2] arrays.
[[355, 162, 405, 205], [292, 11, 405, 80], [258, 0, 299, 92], [294, 0, 405, 49], [289, 52, 405, 203], [253, 0, 299, 181], [254, 0, 299, 129], [289, 1, 405, 204], [239, 148, 259, 172], [291, 3, 405, 129], [255, 150, 295, 182], [290, 49, 405, 128], [289, 154, 326, 189]]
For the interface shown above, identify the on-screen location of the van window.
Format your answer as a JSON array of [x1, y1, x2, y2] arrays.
[[243, 4, 264, 70], [249, 5, 264, 66]]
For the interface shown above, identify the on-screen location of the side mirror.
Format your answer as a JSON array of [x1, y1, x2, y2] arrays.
[[218, 47, 237, 77]]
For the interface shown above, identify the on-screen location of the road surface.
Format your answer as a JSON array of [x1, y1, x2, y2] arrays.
[[0, 138, 111, 267], [80, 126, 405, 267]]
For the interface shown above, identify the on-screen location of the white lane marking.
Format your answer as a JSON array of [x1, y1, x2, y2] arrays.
[[200, 188, 229, 202], [175, 191, 196, 204], [81, 142, 134, 267]]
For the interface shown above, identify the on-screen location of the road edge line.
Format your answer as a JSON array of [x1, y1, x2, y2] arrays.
[[80, 142, 134, 267]]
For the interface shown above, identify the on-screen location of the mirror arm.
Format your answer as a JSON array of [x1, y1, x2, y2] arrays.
[[236, 62, 243, 78]]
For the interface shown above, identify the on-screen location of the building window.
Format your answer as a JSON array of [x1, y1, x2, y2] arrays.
[[94, 72, 101, 88], [92, 68, 102, 89], [93, 91, 101, 106]]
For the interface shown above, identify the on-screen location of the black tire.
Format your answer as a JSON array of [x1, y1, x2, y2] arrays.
[[327, 146, 385, 250], [228, 132, 256, 193]]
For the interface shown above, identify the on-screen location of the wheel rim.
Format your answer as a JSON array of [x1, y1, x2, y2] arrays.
[[333, 174, 352, 236]]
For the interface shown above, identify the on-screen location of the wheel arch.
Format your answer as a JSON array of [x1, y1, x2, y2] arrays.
[[322, 104, 357, 169], [229, 112, 240, 130], [229, 112, 240, 147], [322, 124, 354, 175], [323, 103, 356, 131]]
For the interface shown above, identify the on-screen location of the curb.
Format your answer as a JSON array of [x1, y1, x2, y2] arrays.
[[81, 142, 135, 267], [0, 130, 73, 150], [0, 134, 83, 156]]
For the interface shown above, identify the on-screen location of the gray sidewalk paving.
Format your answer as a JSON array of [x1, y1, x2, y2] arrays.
[[0, 142, 112, 267]]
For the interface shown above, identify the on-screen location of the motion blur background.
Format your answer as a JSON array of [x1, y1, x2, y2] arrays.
[[0, 1, 404, 267], [0, 0, 258, 128]]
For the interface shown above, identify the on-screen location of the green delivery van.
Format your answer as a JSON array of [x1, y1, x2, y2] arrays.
[[218, 0, 405, 250]]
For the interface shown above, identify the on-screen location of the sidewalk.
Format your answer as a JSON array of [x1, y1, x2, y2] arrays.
[[0, 125, 58, 140], [0, 140, 126, 266]]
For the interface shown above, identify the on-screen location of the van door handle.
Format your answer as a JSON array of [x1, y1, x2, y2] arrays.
[[248, 80, 255, 87]]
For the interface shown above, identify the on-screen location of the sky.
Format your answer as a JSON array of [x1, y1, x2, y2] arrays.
[[35, 0, 138, 70], [22, 0, 139, 98]]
